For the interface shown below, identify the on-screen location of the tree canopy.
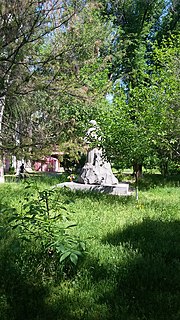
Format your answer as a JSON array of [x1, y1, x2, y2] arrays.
[[97, 0, 180, 174], [0, 0, 179, 174], [0, 0, 110, 160]]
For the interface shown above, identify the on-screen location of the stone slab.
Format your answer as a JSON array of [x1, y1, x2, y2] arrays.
[[56, 182, 132, 196]]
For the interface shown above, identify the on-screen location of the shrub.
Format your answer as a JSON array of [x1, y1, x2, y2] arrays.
[[5, 182, 85, 269]]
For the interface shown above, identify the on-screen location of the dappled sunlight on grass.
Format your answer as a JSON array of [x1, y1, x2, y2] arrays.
[[0, 173, 180, 320]]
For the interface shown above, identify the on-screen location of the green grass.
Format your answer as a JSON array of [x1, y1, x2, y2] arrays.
[[0, 174, 180, 320]]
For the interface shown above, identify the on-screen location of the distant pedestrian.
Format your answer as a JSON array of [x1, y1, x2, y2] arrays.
[[19, 163, 25, 174], [19, 163, 26, 179]]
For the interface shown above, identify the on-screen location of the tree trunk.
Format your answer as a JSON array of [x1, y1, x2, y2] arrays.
[[160, 160, 169, 176], [133, 163, 143, 178], [133, 163, 143, 201], [0, 95, 5, 183]]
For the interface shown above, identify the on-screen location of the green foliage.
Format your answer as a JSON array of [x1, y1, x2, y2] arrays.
[[1, 0, 111, 158], [100, 0, 166, 83], [6, 182, 85, 266], [91, 1, 179, 173], [99, 33, 180, 172], [1, 0, 179, 172]]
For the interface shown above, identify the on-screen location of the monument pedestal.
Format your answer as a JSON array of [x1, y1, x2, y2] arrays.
[[56, 181, 132, 196]]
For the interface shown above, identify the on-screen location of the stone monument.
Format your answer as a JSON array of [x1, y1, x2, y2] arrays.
[[78, 120, 118, 185], [56, 120, 131, 195]]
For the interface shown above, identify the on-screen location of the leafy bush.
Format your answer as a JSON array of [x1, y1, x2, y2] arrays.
[[5, 182, 85, 267]]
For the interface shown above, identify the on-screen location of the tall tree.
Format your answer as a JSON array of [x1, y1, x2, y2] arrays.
[[97, 0, 180, 174], [0, 0, 81, 179], [100, 0, 166, 85], [0, 1, 110, 171], [100, 34, 180, 174]]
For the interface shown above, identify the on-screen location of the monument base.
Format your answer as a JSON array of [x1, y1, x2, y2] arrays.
[[56, 182, 132, 196]]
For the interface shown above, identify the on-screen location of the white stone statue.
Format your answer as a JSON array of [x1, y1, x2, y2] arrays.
[[84, 120, 102, 165], [78, 120, 118, 185]]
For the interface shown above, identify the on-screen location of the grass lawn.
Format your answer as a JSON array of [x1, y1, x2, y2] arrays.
[[0, 173, 180, 320]]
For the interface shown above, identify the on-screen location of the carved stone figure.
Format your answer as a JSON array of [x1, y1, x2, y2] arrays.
[[78, 120, 118, 185]]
